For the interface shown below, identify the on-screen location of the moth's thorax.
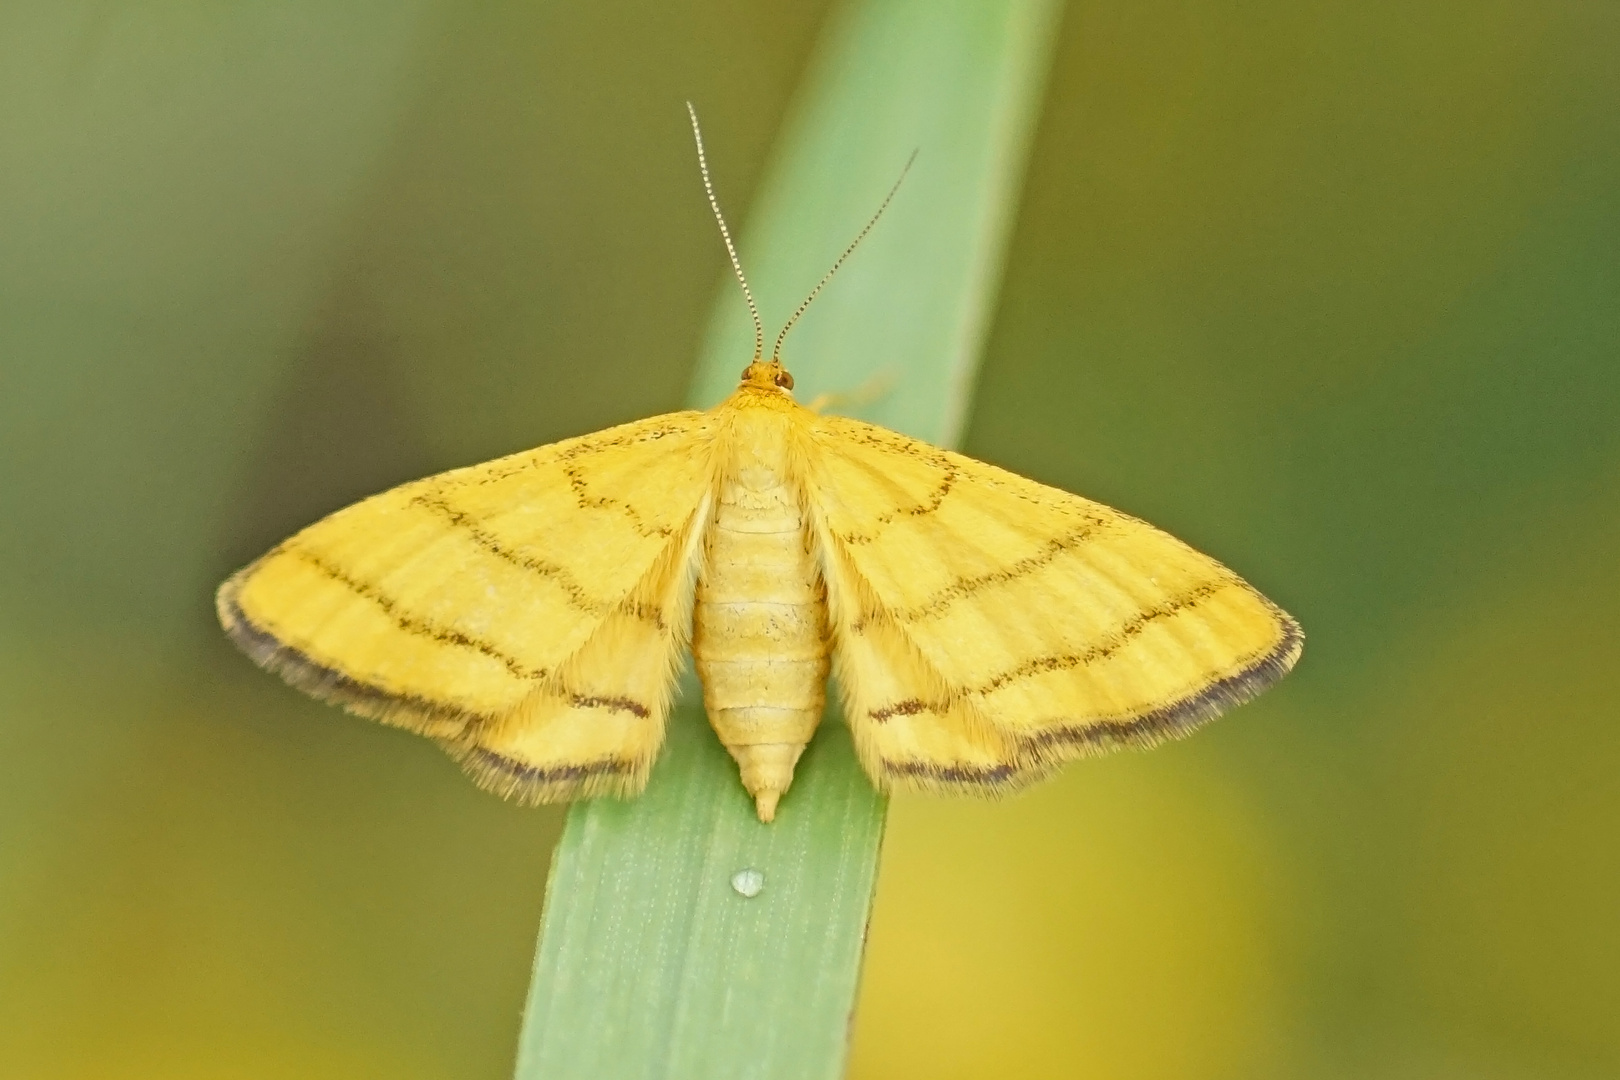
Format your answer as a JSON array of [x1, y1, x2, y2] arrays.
[[719, 388, 801, 483], [692, 380, 828, 821]]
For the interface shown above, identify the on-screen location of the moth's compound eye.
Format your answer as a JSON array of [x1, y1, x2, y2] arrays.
[[775, 370, 794, 389]]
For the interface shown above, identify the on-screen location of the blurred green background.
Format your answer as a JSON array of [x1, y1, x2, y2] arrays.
[[2, 2, 1617, 1078]]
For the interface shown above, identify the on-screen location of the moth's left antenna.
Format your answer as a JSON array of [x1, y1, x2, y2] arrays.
[[687, 102, 765, 361]]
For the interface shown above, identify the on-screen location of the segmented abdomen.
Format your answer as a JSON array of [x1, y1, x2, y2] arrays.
[[692, 468, 828, 821]]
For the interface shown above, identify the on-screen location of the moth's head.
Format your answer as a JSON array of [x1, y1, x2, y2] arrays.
[[740, 358, 795, 393]]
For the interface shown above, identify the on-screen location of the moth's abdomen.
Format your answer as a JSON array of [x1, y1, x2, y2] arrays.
[[693, 466, 828, 822]]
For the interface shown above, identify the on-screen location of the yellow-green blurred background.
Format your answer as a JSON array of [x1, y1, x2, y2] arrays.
[[3, 2, 1617, 1077]]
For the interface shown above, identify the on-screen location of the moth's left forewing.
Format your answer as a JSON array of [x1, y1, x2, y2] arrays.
[[803, 413, 1302, 794], [445, 485, 714, 803], [221, 409, 722, 803]]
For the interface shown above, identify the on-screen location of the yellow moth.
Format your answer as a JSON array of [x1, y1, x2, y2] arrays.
[[218, 108, 1302, 823]]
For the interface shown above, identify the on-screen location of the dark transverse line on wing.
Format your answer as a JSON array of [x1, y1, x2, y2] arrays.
[[293, 547, 547, 681]]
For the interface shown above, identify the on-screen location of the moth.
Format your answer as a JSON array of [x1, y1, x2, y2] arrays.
[[218, 107, 1302, 822]]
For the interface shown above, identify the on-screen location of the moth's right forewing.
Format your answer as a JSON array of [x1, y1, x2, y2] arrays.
[[800, 420, 1019, 791], [803, 413, 1301, 794]]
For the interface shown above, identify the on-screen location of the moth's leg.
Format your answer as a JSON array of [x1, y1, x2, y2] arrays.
[[804, 370, 897, 415]]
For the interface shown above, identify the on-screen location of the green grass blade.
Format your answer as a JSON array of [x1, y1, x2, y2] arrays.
[[516, 3, 1064, 1078]]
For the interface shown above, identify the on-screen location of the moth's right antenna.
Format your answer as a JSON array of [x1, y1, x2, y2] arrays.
[[686, 102, 765, 361], [771, 149, 917, 364]]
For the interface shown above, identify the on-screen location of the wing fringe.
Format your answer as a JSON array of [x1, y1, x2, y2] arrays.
[[1018, 608, 1304, 763], [875, 610, 1303, 795], [438, 740, 651, 803], [216, 569, 480, 739]]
